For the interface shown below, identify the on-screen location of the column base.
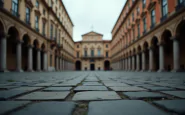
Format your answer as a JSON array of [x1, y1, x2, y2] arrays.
[[157, 69, 166, 72], [0, 69, 9, 72], [27, 69, 34, 72], [148, 70, 155, 72], [171, 69, 183, 72], [16, 69, 24, 72]]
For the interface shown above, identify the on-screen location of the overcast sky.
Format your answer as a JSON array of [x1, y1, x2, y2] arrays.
[[62, 0, 126, 42]]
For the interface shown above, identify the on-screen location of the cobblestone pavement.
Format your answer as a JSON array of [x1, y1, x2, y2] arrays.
[[0, 71, 185, 115]]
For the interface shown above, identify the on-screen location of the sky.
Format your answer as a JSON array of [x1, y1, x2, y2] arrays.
[[62, 0, 126, 42]]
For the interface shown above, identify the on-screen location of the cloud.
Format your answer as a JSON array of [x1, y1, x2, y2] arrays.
[[62, 0, 126, 41]]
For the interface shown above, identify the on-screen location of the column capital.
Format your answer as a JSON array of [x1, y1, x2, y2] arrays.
[[0, 31, 8, 38], [36, 48, 41, 52], [27, 44, 33, 48], [157, 41, 164, 46], [148, 46, 154, 50], [16, 39, 24, 44]]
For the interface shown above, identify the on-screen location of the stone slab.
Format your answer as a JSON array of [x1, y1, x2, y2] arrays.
[[13, 87, 43, 91], [0, 101, 30, 114], [12, 102, 76, 115], [123, 91, 167, 99], [43, 87, 72, 91], [52, 82, 78, 87], [74, 86, 108, 91], [161, 91, 185, 98], [0, 90, 29, 100], [0, 86, 19, 90], [143, 86, 175, 91], [88, 100, 168, 115], [82, 82, 102, 86], [104, 83, 129, 87], [110, 86, 147, 92], [32, 83, 54, 87], [72, 91, 121, 101], [153, 100, 185, 115], [16, 91, 70, 100]]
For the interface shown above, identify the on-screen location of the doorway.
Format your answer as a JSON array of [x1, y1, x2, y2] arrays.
[[90, 64, 95, 71]]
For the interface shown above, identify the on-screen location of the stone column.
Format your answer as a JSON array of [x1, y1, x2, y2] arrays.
[[27, 45, 33, 72], [56, 56, 59, 71], [125, 58, 127, 70], [128, 57, 131, 71], [63, 59, 65, 70], [132, 56, 135, 71], [43, 51, 47, 71], [142, 51, 146, 71], [16, 40, 23, 72], [37, 49, 41, 71], [136, 54, 140, 71], [122, 59, 124, 70], [0, 37, 7, 72], [173, 38, 180, 72], [60, 58, 62, 71], [149, 47, 154, 71], [158, 43, 165, 72]]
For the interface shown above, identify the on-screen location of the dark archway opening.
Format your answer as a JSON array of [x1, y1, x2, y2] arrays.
[[33, 40, 39, 71], [75, 61, 81, 70], [152, 37, 159, 71], [22, 35, 30, 71], [104, 60, 110, 70], [143, 42, 149, 70]]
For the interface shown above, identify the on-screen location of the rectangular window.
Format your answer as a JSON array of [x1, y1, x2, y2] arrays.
[[35, 16, 39, 32], [84, 50, 87, 57], [162, 0, 168, 16], [142, 0, 146, 8], [77, 52, 79, 58], [12, 0, 19, 17], [106, 52, 109, 58], [106, 44, 108, 48], [137, 7, 140, 15], [36, 0, 39, 8], [98, 50, 101, 56], [137, 24, 140, 37], [133, 29, 135, 41], [55, 27, 57, 41], [50, 55, 52, 66], [26, 7, 30, 24], [50, 24, 53, 39], [132, 13, 134, 21], [42, 22, 45, 36], [143, 17, 146, 33], [91, 50, 94, 57], [151, 9, 155, 28]]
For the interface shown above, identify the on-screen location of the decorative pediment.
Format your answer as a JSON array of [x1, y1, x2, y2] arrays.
[[147, 1, 156, 10], [141, 11, 147, 18], [82, 31, 103, 36], [25, 0, 34, 8]]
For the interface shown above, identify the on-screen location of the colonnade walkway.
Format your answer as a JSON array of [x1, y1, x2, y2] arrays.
[[0, 71, 185, 115]]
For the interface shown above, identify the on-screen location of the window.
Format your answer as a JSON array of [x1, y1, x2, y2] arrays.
[[151, 9, 155, 28], [106, 44, 108, 48], [142, 0, 146, 8], [55, 27, 57, 41], [84, 50, 87, 57], [42, 22, 46, 36], [132, 29, 135, 41], [137, 24, 140, 37], [50, 55, 52, 66], [77, 45, 79, 48], [56, 0, 57, 3], [36, 0, 39, 8], [35, 16, 39, 32], [98, 49, 101, 56], [77, 52, 79, 58], [137, 7, 140, 15], [161, 0, 168, 17], [91, 50, 94, 57], [50, 24, 53, 39], [106, 52, 109, 58], [43, 9, 45, 15], [12, 0, 19, 17], [132, 13, 134, 21], [26, 7, 30, 24], [178, 0, 185, 4], [143, 17, 146, 33]]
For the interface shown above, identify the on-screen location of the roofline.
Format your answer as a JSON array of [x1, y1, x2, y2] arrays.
[[81, 31, 103, 36], [60, 0, 74, 26], [111, 0, 128, 33]]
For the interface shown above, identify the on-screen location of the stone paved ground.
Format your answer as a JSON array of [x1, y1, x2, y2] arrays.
[[0, 71, 185, 115]]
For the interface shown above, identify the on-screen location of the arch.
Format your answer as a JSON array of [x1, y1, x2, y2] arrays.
[[0, 19, 5, 35], [151, 36, 159, 71], [75, 60, 81, 71]]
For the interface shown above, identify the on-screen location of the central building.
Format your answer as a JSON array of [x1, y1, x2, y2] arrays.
[[75, 31, 111, 71]]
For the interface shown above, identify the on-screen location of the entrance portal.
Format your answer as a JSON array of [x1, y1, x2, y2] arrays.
[[90, 64, 95, 71]]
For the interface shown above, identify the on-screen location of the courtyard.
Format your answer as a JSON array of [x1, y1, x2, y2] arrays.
[[0, 71, 185, 115]]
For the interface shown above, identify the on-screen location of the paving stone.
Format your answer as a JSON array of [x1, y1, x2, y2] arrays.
[[82, 82, 102, 86], [143, 86, 175, 91], [153, 100, 185, 115], [12, 102, 76, 115], [104, 83, 129, 87], [43, 87, 72, 91], [123, 91, 167, 99], [32, 83, 54, 86], [16, 91, 70, 100], [52, 82, 78, 87], [74, 86, 108, 91], [13, 87, 43, 91], [110, 86, 147, 92], [0, 101, 30, 114], [0, 86, 19, 90], [72, 91, 121, 101], [88, 100, 168, 115], [161, 91, 185, 98], [0, 90, 30, 100]]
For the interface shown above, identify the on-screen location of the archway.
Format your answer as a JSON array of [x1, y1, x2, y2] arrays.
[[162, 30, 173, 71], [151, 36, 159, 71], [33, 39, 39, 71], [176, 20, 185, 70], [75, 61, 81, 70], [104, 60, 110, 70], [133, 48, 137, 70], [41, 43, 45, 71], [137, 45, 142, 71], [22, 34, 30, 71], [143, 42, 149, 70], [7, 27, 19, 71]]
